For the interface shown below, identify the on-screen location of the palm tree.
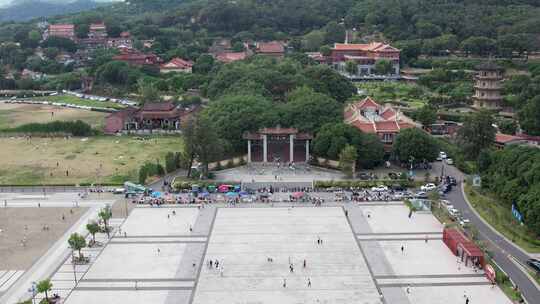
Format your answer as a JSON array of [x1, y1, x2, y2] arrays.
[[98, 206, 112, 238], [68, 233, 87, 261], [36, 279, 52, 303], [86, 221, 99, 246]]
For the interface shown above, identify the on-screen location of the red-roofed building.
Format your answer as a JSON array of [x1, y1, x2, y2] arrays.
[[215, 52, 248, 63], [160, 57, 193, 73], [345, 97, 418, 147], [329, 42, 400, 78], [104, 102, 197, 134], [88, 22, 107, 39], [113, 48, 161, 66], [256, 41, 285, 58], [494, 133, 528, 149], [44, 24, 75, 40]]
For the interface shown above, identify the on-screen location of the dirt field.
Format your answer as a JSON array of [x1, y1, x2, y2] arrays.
[[0, 103, 107, 129], [0, 207, 88, 269], [0, 136, 184, 185]]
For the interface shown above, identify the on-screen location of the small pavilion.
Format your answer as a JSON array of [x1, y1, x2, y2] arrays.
[[243, 127, 312, 163]]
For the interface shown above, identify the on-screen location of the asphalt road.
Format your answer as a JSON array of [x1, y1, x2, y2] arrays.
[[433, 162, 540, 303]]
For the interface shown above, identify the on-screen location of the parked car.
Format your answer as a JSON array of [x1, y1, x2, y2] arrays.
[[439, 151, 448, 159], [415, 191, 428, 199], [526, 259, 540, 273], [459, 218, 471, 227], [449, 208, 461, 219], [112, 188, 125, 194], [358, 173, 372, 180], [446, 158, 454, 165], [421, 183, 437, 191], [371, 185, 389, 192]]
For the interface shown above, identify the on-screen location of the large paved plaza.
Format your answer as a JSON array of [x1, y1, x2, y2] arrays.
[[2, 198, 513, 304]]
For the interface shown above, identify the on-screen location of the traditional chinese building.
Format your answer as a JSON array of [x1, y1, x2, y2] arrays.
[[243, 127, 312, 163], [255, 41, 285, 58], [473, 62, 504, 110], [104, 102, 195, 134], [44, 24, 75, 41], [88, 22, 107, 39], [107, 32, 133, 49], [215, 52, 248, 63], [344, 97, 417, 147], [112, 47, 161, 66], [329, 42, 400, 78], [160, 57, 193, 73]]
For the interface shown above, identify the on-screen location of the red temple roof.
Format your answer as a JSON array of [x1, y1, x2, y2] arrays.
[[257, 41, 285, 54]]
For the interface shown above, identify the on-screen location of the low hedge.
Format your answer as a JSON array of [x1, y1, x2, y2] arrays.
[[1, 120, 94, 136], [314, 179, 420, 189]]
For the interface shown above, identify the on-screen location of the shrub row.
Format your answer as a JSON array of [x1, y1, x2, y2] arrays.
[[2, 120, 94, 136]]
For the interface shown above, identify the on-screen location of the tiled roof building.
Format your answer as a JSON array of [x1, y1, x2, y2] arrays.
[[345, 97, 417, 146]]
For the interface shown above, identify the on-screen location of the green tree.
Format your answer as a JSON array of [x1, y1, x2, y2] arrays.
[[457, 111, 496, 159], [165, 152, 176, 173], [43, 47, 60, 60], [324, 21, 346, 45], [356, 133, 384, 169], [302, 30, 326, 51], [460, 36, 496, 56], [68, 233, 87, 260], [519, 96, 540, 136], [373, 60, 393, 75], [98, 206, 112, 238], [86, 221, 99, 245], [319, 45, 331, 56], [415, 21, 441, 39], [282, 86, 341, 133], [36, 279, 52, 303], [137, 79, 160, 103], [303, 64, 356, 103], [393, 128, 438, 164], [184, 115, 224, 178], [339, 145, 357, 178], [193, 54, 214, 75], [75, 23, 89, 39], [345, 60, 358, 75], [415, 105, 437, 127]]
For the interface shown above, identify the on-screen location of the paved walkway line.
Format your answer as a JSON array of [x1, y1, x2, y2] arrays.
[[343, 205, 388, 304], [356, 232, 442, 236], [75, 286, 193, 291], [374, 274, 485, 279], [188, 206, 218, 304], [82, 278, 195, 282], [461, 183, 534, 258], [108, 240, 207, 244], [358, 237, 443, 241], [113, 234, 208, 238], [378, 281, 492, 287]]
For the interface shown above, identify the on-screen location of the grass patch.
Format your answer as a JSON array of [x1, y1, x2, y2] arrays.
[[0, 136, 184, 186], [355, 81, 429, 109], [0, 103, 107, 129], [465, 184, 540, 253], [27, 95, 127, 110]]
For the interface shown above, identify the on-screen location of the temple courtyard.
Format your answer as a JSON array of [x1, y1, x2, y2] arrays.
[[2, 200, 512, 304]]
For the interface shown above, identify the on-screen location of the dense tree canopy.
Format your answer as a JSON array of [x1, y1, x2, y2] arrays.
[[312, 123, 384, 169], [457, 111, 496, 159], [480, 146, 540, 235], [392, 128, 438, 164]]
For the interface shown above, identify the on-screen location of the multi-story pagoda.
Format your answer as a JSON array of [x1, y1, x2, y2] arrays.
[[473, 62, 504, 110]]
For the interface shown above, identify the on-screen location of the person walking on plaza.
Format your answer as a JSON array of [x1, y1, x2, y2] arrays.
[[465, 297, 469, 304], [307, 278, 311, 287], [401, 245, 405, 253], [303, 259, 306, 268], [283, 278, 286, 288]]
